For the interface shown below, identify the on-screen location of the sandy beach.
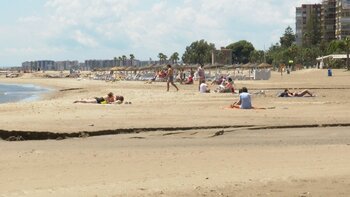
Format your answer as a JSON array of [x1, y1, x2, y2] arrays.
[[0, 69, 350, 196]]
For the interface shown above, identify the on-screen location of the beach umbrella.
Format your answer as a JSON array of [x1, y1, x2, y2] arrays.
[[258, 63, 273, 68], [241, 63, 252, 69]]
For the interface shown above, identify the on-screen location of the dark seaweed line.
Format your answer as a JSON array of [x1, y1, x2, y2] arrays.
[[0, 123, 349, 141], [0, 125, 253, 141]]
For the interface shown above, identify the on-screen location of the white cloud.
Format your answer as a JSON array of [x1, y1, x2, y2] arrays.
[[72, 30, 99, 47], [0, 0, 323, 66], [17, 16, 42, 23]]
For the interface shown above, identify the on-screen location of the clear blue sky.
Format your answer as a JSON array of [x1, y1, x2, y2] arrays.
[[0, 0, 320, 66]]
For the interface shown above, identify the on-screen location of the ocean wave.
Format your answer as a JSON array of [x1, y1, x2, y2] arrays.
[[0, 83, 50, 104]]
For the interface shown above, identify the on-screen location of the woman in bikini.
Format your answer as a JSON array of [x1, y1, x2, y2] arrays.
[[74, 92, 118, 104], [280, 89, 315, 97]]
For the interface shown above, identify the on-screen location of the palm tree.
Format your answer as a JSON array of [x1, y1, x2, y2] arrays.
[[113, 57, 117, 67], [158, 53, 164, 64], [122, 55, 127, 66], [346, 37, 350, 70], [118, 56, 123, 66], [163, 54, 168, 64], [130, 54, 135, 66], [170, 52, 179, 64]]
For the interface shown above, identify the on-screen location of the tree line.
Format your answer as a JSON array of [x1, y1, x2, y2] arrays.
[[115, 24, 350, 70], [180, 25, 350, 70]]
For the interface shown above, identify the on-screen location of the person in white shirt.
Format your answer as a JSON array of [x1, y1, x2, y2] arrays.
[[199, 83, 210, 93]]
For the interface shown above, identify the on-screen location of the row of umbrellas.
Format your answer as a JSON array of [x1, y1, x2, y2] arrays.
[[95, 63, 272, 72]]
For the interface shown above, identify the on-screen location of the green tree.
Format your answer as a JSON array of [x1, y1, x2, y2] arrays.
[[130, 54, 135, 66], [182, 39, 216, 65], [303, 10, 321, 47], [250, 50, 265, 64], [170, 52, 180, 64], [113, 57, 117, 67], [118, 56, 123, 66], [327, 40, 346, 54], [158, 53, 167, 64], [226, 40, 255, 64], [122, 55, 127, 66], [280, 26, 295, 48], [345, 37, 350, 70]]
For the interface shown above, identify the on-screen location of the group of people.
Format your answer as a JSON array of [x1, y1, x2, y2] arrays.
[[73, 65, 316, 109], [230, 88, 316, 110]]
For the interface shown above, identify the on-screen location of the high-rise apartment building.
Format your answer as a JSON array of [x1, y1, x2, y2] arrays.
[[297, 0, 350, 45], [295, 4, 322, 46], [296, 7, 303, 45], [321, 0, 336, 42], [335, 0, 350, 39]]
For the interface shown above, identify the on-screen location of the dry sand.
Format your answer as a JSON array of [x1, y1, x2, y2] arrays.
[[0, 69, 350, 196]]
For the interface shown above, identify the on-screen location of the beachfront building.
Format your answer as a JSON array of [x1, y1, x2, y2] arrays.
[[321, 0, 337, 42], [296, 7, 304, 46], [21, 58, 144, 71], [295, 4, 322, 46], [54, 61, 79, 71], [296, 0, 350, 44], [214, 47, 233, 65], [85, 59, 143, 70], [335, 0, 350, 39], [22, 60, 55, 72], [85, 59, 115, 70]]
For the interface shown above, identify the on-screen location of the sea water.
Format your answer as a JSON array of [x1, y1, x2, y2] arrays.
[[0, 83, 49, 104]]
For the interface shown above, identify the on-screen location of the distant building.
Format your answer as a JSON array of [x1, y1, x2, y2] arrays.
[[336, 0, 350, 39], [321, 0, 336, 42], [297, 0, 350, 45], [54, 61, 79, 71], [21, 58, 142, 71], [296, 7, 303, 46], [22, 60, 55, 71], [85, 59, 115, 70], [295, 4, 322, 46], [215, 47, 233, 65]]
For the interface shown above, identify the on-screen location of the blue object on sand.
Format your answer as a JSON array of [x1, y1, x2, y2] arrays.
[[328, 68, 332, 77]]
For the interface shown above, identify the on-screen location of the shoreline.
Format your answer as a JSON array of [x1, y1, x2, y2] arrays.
[[0, 82, 53, 104]]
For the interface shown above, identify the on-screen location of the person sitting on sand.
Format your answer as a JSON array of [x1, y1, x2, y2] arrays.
[[74, 92, 123, 104], [211, 76, 224, 85], [230, 87, 252, 109], [279, 89, 315, 97], [199, 82, 210, 93], [184, 75, 194, 84], [215, 78, 235, 93]]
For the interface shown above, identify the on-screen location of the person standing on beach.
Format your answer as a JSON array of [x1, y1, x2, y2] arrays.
[[197, 65, 205, 91], [166, 64, 179, 92]]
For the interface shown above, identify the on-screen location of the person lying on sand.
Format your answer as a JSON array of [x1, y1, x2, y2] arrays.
[[74, 92, 124, 104], [279, 89, 315, 97]]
